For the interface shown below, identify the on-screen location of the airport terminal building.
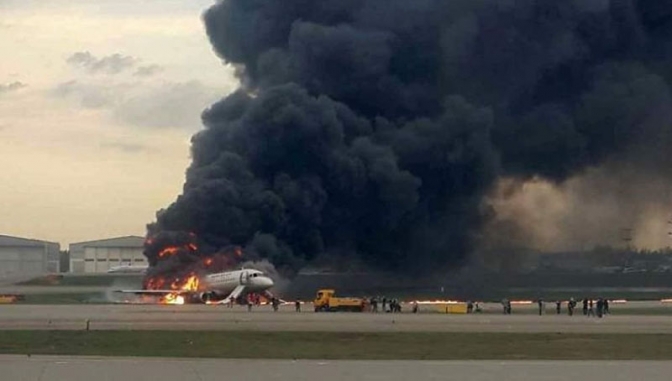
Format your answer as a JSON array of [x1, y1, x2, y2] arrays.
[[69, 236, 147, 273], [0, 235, 60, 278]]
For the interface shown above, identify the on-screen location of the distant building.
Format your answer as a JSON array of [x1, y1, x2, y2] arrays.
[[69, 236, 146, 274], [0, 235, 60, 278]]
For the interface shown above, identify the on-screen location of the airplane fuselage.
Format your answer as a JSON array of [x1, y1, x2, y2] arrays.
[[203, 269, 274, 297], [115, 268, 274, 304], [107, 265, 148, 274]]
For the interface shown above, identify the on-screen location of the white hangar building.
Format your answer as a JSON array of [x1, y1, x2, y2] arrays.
[[0, 235, 60, 278], [69, 236, 147, 273]]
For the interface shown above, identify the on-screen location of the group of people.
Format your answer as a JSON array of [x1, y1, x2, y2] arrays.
[[580, 297, 610, 317], [466, 301, 482, 314], [244, 293, 263, 308], [536, 298, 610, 317], [368, 296, 402, 313], [242, 293, 282, 312]]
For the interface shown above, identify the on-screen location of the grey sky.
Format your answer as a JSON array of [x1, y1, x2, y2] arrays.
[[0, 0, 237, 245]]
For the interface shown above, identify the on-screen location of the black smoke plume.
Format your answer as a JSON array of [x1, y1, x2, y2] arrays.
[[145, 0, 672, 275]]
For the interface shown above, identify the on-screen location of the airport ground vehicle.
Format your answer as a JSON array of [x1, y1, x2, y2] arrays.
[[313, 289, 368, 312]]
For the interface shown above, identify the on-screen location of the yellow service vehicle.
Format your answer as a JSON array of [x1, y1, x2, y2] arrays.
[[313, 289, 368, 312]]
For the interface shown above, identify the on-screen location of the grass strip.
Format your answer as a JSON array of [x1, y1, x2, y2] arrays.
[[1, 331, 672, 360]]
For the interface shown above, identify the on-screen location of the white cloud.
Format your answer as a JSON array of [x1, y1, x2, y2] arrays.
[[114, 80, 221, 130], [134, 64, 164, 78], [100, 141, 147, 153], [51, 80, 120, 108], [0, 81, 27, 95], [67, 51, 138, 75], [51, 78, 221, 130]]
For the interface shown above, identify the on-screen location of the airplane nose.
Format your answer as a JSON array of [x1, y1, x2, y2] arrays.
[[261, 276, 274, 288]]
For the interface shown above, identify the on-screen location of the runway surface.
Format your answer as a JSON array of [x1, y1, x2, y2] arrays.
[[3, 356, 672, 381], [2, 304, 672, 332]]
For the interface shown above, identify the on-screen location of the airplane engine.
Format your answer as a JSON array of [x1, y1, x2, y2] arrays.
[[200, 291, 217, 303]]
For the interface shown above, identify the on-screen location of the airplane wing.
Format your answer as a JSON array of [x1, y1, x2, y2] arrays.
[[115, 285, 247, 304], [113, 289, 188, 295], [209, 285, 246, 304]]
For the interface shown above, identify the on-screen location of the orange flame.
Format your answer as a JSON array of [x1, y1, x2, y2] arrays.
[[163, 294, 185, 305], [204, 258, 213, 266], [182, 275, 200, 291], [157, 274, 200, 305], [145, 277, 166, 290], [158, 247, 180, 258], [415, 300, 463, 305], [157, 241, 198, 259]]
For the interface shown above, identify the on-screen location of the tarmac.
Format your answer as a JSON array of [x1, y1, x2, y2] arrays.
[[3, 356, 672, 381], [2, 304, 672, 332]]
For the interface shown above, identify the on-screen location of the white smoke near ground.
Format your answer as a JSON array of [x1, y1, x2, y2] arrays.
[[103, 276, 146, 304], [486, 163, 672, 253]]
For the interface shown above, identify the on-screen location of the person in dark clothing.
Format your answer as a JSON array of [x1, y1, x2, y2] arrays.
[[537, 299, 543, 316], [568, 298, 575, 316], [382, 297, 388, 312], [582, 298, 588, 316], [604, 299, 610, 315], [556, 300, 561, 315], [295, 299, 301, 312], [596, 298, 604, 318], [371, 297, 378, 313]]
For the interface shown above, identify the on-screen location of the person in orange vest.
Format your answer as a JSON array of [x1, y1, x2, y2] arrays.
[[247, 294, 254, 312]]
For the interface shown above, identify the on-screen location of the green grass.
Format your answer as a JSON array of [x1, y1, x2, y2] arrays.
[[1, 331, 672, 360], [19, 293, 106, 304]]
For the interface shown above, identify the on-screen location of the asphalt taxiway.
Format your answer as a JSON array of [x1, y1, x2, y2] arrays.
[[1, 304, 672, 333], [3, 356, 672, 381]]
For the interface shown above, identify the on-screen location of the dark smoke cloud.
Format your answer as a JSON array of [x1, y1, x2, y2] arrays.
[[146, 0, 672, 275]]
